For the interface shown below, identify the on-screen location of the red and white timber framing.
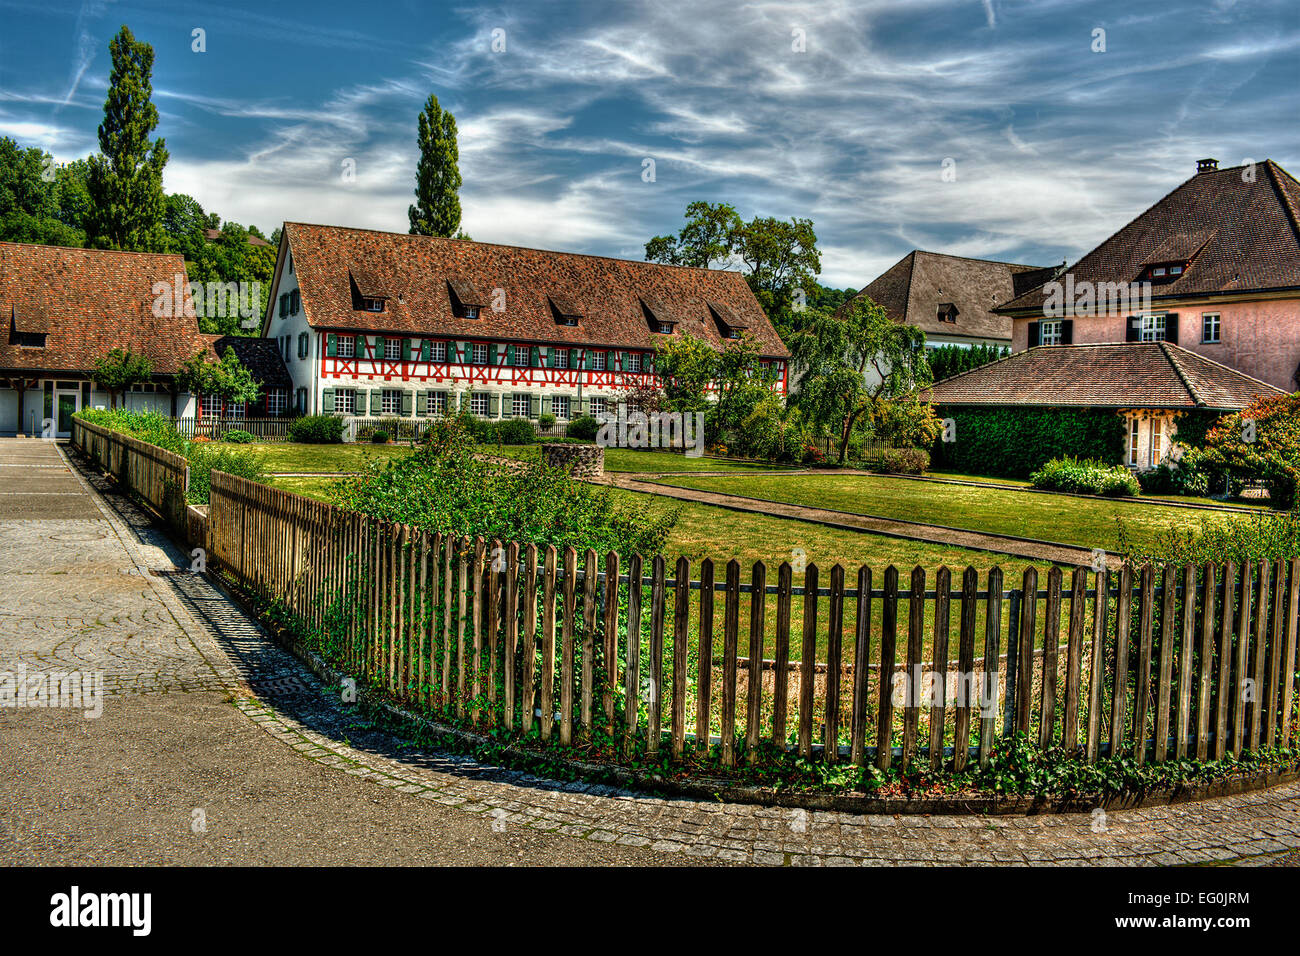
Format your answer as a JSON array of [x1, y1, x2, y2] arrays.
[[316, 331, 789, 395]]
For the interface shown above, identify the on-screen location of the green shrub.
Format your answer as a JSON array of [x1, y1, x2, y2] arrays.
[[221, 429, 255, 444], [184, 443, 269, 504], [1030, 456, 1140, 497], [860, 447, 929, 474], [538, 412, 557, 430], [496, 417, 538, 445], [1137, 459, 1210, 497], [1119, 510, 1300, 566], [333, 414, 676, 560], [76, 408, 186, 454], [933, 406, 1125, 479], [288, 414, 345, 444], [371, 430, 390, 444], [565, 415, 599, 442]]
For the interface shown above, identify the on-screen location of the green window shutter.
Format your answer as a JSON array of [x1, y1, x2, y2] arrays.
[[506, 344, 515, 366], [460, 391, 471, 410], [415, 391, 427, 417], [279, 294, 287, 318], [370, 390, 382, 415], [541, 395, 552, 416], [531, 346, 541, 368], [326, 333, 337, 357], [420, 339, 431, 361], [404, 339, 413, 361], [401, 390, 413, 416], [322, 388, 335, 413], [489, 393, 500, 417], [489, 343, 499, 365], [355, 334, 365, 355], [530, 394, 541, 417]]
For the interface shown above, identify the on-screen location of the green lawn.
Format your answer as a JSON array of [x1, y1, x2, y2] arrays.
[[480, 444, 794, 474], [253, 442, 418, 473], [650, 472, 1239, 554]]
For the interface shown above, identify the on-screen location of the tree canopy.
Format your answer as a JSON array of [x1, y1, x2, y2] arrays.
[[85, 25, 169, 252], [90, 348, 154, 409], [408, 94, 464, 238]]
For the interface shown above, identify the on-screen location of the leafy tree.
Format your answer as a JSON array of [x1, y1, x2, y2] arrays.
[[790, 294, 931, 463], [91, 348, 154, 409], [408, 94, 463, 237], [177, 346, 261, 406], [870, 396, 943, 448], [647, 203, 821, 341], [1199, 393, 1300, 509], [653, 333, 717, 414], [85, 25, 169, 252], [0, 138, 89, 246]]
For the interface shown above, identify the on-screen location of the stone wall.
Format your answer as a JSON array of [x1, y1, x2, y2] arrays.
[[541, 442, 604, 478]]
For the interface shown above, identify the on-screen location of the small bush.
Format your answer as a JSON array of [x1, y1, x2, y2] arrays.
[[288, 414, 344, 444], [496, 418, 538, 445], [1137, 459, 1210, 498], [184, 443, 269, 504], [538, 412, 557, 430], [565, 415, 599, 441], [222, 429, 255, 444], [1030, 456, 1140, 497], [371, 430, 390, 444], [861, 447, 929, 474]]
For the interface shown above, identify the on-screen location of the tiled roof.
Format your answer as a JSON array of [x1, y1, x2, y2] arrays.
[[0, 241, 210, 377], [999, 160, 1300, 312], [841, 250, 1054, 342], [922, 342, 1283, 410], [279, 222, 789, 357], [205, 334, 293, 390]]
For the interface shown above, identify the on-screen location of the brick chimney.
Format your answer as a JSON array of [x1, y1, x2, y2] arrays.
[[1197, 158, 1219, 174]]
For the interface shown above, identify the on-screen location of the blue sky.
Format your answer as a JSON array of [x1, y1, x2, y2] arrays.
[[1, 0, 1297, 287]]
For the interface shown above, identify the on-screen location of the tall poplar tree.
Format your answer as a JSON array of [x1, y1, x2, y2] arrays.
[[408, 94, 463, 237], [85, 25, 169, 252]]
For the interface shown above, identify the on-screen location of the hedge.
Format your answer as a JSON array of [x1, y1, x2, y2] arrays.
[[932, 406, 1126, 479]]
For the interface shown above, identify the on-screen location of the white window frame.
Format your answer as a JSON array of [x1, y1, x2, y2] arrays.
[[512, 393, 531, 417], [590, 350, 606, 371], [200, 394, 222, 418], [553, 395, 571, 420], [224, 400, 245, 420], [625, 352, 641, 373], [1202, 312, 1221, 344], [470, 393, 490, 417], [472, 343, 489, 365], [1139, 314, 1167, 342], [589, 397, 607, 418], [336, 389, 356, 415], [656, 321, 673, 334], [266, 389, 287, 415], [553, 349, 569, 370], [430, 340, 447, 362], [1129, 417, 1140, 467], [1150, 417, 1164, 467], [1039, 320, 1063, 346], [337, 336, 355, 359], [384, 338, 402, 361], [426, 391, 447, 415], [381, 388, 401, 416]]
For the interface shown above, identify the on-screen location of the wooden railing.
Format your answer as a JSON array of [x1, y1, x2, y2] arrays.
[[72, 418, 190, 531], [173, 417, 296, 443], [206, 470, 1300, 769]]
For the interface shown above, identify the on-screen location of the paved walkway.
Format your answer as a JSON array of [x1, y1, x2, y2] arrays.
[[3, 438, 1300, 866], [609, 474, 1107, 565]]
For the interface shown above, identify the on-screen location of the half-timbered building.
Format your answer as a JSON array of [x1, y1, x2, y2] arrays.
[[260, 223, 790, 423]]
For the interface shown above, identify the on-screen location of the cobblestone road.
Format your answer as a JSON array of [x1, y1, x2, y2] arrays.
[[2, 438, 1299, 866]]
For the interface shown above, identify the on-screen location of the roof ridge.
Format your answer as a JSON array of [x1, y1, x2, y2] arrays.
[[283, 222, 747, 276], [911, 248, 1049, 270], [1159, 340, 1203, 405], [1263, 160, 1300, 250], [1160, 339, 1286, 395], [0, 240, 184, 261]]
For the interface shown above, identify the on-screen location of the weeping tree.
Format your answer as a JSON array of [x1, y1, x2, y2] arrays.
[[790, 295, 932, 463]]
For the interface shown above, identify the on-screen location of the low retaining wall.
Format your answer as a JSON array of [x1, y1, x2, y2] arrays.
[[542, 442, 604, 477]]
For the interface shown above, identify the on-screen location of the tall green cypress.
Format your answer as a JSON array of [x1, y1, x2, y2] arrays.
[[408, 94, 463, 238], [85, 25, 169, 252]]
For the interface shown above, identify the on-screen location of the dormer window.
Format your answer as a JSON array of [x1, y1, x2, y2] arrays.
[[640, 296, 678, 335], [707, 300, 748, 341], [1142, 261, 1188, 284], [655, 321, 673, 334], [361, 297, 384, 312], [548, 295, 583, 327], [937, 302, 959, 324], [447, 278, 485, 319]]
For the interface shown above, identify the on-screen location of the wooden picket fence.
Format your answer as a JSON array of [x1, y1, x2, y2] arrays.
[[72, 418, 189, 532], [204, 470, 1300, 770], [173, 417, 296, 443]]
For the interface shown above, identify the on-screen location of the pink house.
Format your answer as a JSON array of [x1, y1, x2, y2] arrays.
[[996, 159, 1300, 391]]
